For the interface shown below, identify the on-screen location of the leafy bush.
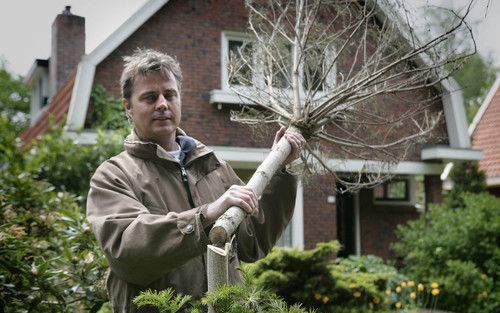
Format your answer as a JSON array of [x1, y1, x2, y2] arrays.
[[393, 192, 500, 313], [90, 84, 130, 133], [447, 161, 486, 208], [24, 127, 124, 196], [0, 116, 124, 312], [0, 171, 108, 312]]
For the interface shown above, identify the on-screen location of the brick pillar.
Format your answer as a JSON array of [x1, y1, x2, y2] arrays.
[[50, 6, 85, 97], [424, 174, 442, 210]]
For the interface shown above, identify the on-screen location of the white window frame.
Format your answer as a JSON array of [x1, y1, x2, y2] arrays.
[[211, 31, 337, 105], [373, 175, 416, 207]]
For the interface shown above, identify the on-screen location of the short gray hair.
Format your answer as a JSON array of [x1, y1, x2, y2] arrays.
[[120, 48, 183, 100]]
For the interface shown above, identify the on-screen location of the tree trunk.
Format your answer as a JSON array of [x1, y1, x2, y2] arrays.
[[208, 126, 298, 247], [206, 242, 232, 313]]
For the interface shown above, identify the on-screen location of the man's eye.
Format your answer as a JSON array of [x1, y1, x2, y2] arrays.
[[145, 95, 157, 103], [164, 92, 175, 100]]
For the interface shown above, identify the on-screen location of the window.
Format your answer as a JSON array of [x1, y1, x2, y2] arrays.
[[301, 45, 337, 92], [215, 31, 337, 102], [38, 79, 48, 107], [374, 179, 409, 201], [227, 39, 253, 86]]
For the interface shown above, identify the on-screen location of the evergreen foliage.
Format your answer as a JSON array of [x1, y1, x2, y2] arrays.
[[244, 242, 407, 312], [133, 288, 192, 313], [447, 161, 486, 208]]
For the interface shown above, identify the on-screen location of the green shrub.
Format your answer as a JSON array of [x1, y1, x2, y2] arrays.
[[244, 242, 406, 312], [393, 192, 500, 313], [24, 127, 124, 196], [0, 172, 108, 312], [90, 84, 131, 133]]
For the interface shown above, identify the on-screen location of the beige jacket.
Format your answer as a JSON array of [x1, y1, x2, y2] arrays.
[[86, 131, 297, 312]]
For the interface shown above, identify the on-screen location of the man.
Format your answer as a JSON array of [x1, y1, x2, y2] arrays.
[[87, 49, 305, 312]]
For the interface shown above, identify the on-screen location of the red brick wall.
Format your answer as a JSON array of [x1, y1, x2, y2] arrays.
[[424, 174, 443, 208], [358, 187, 419, 260], [50, 11, 85, 96], [303, 175, 337, 249]]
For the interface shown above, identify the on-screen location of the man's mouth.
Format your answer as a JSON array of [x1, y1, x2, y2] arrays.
[[153, 116, 170, 121]]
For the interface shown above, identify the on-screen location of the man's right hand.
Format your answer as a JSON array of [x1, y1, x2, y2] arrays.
[[204, 185, 258, 226]]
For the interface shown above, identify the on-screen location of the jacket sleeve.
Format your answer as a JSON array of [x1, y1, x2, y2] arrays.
[[219, 162, 298, 262], [86, 160, 209, 286]]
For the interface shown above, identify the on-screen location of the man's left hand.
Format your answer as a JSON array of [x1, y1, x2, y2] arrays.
[[272, 126, 306, 165]]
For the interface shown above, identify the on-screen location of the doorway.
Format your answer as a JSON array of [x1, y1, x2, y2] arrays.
[[336, 185, 356, 257]]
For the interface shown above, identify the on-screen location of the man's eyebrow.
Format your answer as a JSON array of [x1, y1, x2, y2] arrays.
[[138, 91, 158, 98]]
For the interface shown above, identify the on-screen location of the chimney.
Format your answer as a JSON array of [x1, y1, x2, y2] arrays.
[[49, 6, 85, 97]]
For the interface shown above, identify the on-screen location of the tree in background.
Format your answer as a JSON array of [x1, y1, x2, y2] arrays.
[[0, 60, 30, 131], [422, 0, 498, 123], [446, 160, 486, 207], [453, 54, 497, 122]]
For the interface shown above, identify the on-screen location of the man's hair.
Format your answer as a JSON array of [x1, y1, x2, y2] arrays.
[[120, 48, 183, 101]]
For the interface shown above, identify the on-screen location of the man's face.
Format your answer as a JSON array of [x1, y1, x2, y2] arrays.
[[124, 71, 181, 149]]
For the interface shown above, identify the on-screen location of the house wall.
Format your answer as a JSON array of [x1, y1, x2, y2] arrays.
[[303, 175, 337, 249], [358, 187, 419, 259], [88, 0, 447, 258]]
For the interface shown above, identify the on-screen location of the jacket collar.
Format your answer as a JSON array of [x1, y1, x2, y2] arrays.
[[124, 128, 213, 165]]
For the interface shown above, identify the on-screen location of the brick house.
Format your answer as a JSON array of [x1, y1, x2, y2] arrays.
[[469, 75, 500, 197], [21, 0, 482, 260]]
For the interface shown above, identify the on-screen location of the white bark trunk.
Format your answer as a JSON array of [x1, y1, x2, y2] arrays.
[[208, 126, 298, 247], [206, 242, 232, 313]]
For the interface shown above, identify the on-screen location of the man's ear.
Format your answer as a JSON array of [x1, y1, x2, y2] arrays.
[[123, 99, 132, 121], [123, 99, 131, 110]]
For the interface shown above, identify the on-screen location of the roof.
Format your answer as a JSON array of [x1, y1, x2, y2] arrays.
[[471, 76, 500, 185], [20, 70, 76, 143], [24, 58, 49, 85]]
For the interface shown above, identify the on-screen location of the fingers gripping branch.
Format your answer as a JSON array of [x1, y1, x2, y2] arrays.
[[209, 127, 300, 247]]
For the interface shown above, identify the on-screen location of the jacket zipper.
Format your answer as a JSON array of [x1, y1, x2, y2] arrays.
[[180, 165, 196, 208]]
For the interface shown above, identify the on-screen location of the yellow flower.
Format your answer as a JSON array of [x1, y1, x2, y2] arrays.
[[349, 283, 357, 289], [481, 291, 488, 298], [417, 283, 425, 292], [407, 281, 415, 287], [431, 282, 439, 289], [396, 286, 402, 293], [395, 301, 402, 309], [400, 281, 407, 288], [384, 298, 388, 304], [353, 291, 362, 298], [322, 296, 329, 304], [385, 289, 391, 295], [410, 292, 417, 300], [373, 296, 381, 304], [314, 293, 321, 301], [431, 288, 440, 296], [480, 274, 488, 280]]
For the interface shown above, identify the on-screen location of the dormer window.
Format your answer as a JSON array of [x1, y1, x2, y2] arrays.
[[24, 59, 50, 125]]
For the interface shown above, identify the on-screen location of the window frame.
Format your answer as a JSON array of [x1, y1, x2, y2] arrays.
[[218, 31, 337, 97], [373, 176, 417, 206]]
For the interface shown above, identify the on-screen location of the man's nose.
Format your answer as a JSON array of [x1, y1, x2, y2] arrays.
[[156, 94, 168, 110]]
